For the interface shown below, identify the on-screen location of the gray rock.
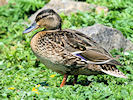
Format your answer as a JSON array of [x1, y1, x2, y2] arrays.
[[29, 0, 108, 24], [77, 24, 133, 51]]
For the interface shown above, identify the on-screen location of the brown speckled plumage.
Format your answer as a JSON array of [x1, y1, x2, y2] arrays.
[[23, 9, 127, 87]]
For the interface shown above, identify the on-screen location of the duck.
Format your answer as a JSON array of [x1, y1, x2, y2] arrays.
[[23, 9, 127, 87]]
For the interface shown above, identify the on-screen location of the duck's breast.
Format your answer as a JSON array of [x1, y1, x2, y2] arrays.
[[30, 31, 71, 74]]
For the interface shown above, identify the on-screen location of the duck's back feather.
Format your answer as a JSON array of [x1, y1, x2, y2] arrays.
[[61, 29, 122, 66]]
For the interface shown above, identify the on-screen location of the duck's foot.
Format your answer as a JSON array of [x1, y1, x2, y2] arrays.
[[73, 75, 78, 85], [60, 74, 68, 87]]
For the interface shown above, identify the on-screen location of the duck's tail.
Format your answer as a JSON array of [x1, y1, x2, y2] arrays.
[[100, 64, 127, 78]]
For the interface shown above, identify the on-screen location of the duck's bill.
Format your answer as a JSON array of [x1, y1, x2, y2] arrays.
[[23, 22, 39, 34]]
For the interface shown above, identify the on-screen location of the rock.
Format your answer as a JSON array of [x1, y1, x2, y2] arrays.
[[29, 0, 108, 24], [0, 0, 8, 6], [76, 24, 133, 51], [95, 6, 108, 16]]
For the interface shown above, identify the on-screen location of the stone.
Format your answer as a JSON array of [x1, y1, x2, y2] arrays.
[[76, 24, 133, 51], [28, 0, 108, 24], [0, 0, 8, 6], [95, 6, 108, 16]]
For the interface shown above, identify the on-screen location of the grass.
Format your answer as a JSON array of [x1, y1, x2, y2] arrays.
[[0, 0, 133, 99]]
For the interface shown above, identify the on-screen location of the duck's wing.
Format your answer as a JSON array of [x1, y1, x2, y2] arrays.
[[61, 29, 127, 78], [62, 29, 122, 66]]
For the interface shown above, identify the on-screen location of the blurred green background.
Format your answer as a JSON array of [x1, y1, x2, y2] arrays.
[[0, 0, 133, 99]]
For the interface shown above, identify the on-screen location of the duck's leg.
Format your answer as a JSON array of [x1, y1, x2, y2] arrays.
[[60, 74, 68, 87], [73, 75, 78, 85]]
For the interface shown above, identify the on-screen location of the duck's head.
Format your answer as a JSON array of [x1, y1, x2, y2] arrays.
[[23, 9, 62, 33]]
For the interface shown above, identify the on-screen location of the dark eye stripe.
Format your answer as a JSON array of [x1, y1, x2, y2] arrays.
[[36, 14, 50, 22]]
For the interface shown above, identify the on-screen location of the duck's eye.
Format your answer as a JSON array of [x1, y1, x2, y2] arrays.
[[36, 15, 49, 22], [47, 16, 54, 21], [40, 14, 49, 19]]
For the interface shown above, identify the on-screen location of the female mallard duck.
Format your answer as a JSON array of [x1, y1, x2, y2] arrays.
[[23, 9, 127, 87]]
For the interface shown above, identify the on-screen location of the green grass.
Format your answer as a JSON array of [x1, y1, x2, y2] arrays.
[[0, 0, 133, 99]]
